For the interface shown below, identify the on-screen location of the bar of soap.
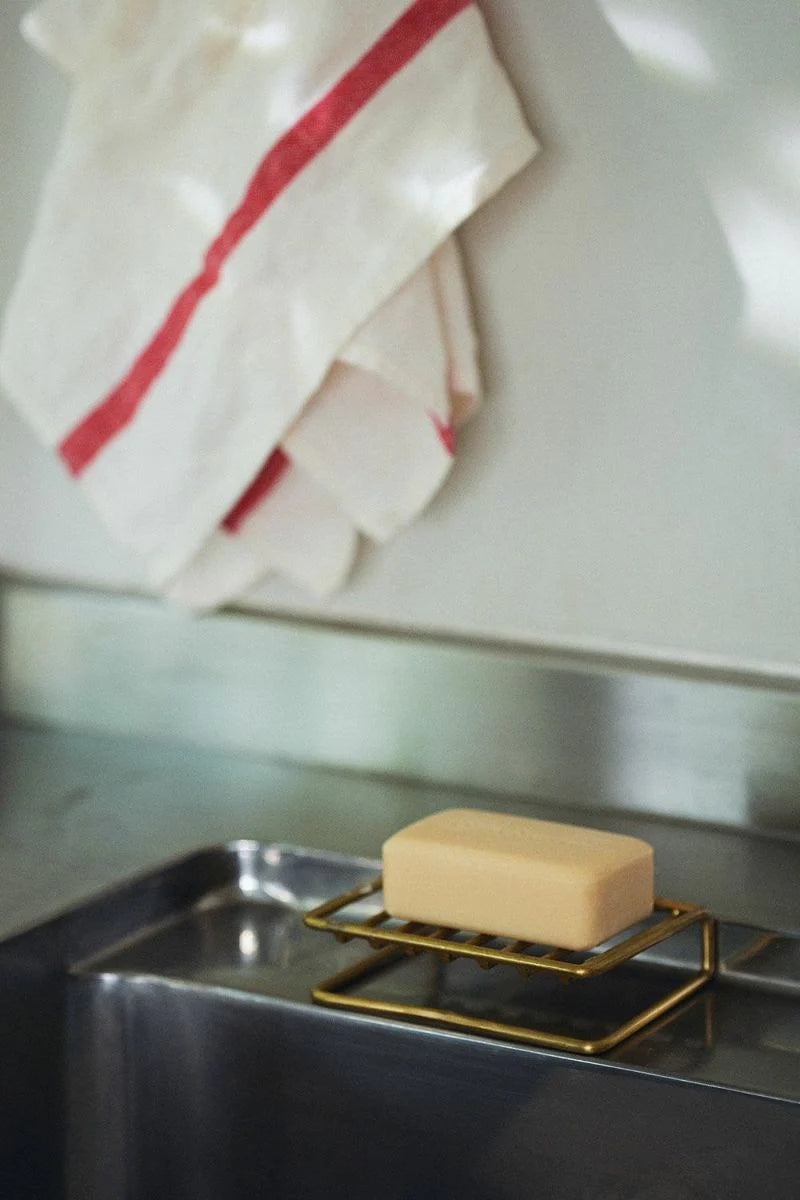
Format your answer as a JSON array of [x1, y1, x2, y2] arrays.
[[382, 809, 654, 952]]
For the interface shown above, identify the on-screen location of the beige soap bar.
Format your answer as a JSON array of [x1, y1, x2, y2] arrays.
[[382, 809, 654, 952]]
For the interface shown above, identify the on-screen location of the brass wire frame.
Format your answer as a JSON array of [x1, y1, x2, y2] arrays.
[[304, 876, 717, 1055]]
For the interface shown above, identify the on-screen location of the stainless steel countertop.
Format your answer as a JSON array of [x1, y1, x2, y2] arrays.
[[2, 721, 799, 942], [6, 581, 800, 843]]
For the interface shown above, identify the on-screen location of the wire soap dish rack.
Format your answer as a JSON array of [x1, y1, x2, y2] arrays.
[[304, 876, 717, 1055]]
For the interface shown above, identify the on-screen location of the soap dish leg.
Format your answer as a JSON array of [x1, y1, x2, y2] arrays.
[[310, 912, 717, 1056]]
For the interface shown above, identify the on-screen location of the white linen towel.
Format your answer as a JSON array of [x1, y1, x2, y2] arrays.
[[0, 0, 538, 606]]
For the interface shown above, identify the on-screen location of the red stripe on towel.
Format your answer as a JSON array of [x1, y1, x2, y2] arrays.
[[59, 0, 473, 477], [431, 414, 456, 456], [222, 448, 290, 533]]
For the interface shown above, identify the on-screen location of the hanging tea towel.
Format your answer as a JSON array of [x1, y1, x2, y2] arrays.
[[0, 0, 538, 606]]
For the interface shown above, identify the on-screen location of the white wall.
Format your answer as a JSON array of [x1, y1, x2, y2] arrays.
[[1, 0, 799, 676]]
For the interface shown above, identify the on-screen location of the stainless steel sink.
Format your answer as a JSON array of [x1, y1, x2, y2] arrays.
[[1, 843, 799, 1199]]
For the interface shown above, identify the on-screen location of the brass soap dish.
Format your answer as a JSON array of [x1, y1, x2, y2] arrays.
[[304, 876, 717, 1055]]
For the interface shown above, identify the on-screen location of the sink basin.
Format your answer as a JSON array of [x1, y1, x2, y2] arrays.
[[0, 843, 798, 1198]]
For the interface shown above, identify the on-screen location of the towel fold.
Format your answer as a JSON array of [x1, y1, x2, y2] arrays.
[[1, 0, 537, 605]]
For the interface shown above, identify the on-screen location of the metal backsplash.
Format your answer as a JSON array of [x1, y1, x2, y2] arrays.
[[2, 579, 799, 838]]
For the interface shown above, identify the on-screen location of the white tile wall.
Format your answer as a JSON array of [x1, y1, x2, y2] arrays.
[[1, 1, 799, 675]]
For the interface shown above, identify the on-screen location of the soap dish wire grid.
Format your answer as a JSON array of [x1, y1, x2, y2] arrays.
[[304, 876, 717, 1055]]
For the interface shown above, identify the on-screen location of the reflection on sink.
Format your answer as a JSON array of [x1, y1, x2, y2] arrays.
[[83, 898, 306, 981]]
